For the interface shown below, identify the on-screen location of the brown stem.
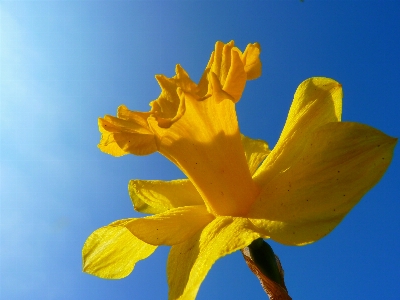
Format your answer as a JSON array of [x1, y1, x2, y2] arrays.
[[241, 246, 292, 300]]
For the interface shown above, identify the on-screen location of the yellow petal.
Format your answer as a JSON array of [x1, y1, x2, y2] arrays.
[[167, 217, 265, 299], [98, 119, 130, 157], [206, 41, 259, 102], [128, 179, 204, 214], [254, 77, 342, 179], [249, 122, 397, 245], [98, 109, 157, 156], [208, 71, 235, 103], [126, 205, 214, 246], [82, 219, 156, 279], [117, 105, 153, 128], [209, 41, 228, 83], [241, 134, 270, 176], [241, 42, 262, 80], [150, 74, 183, 119], [222, 49, 247, 102], [150, 65, 196, 125], [97, 65, 196, 157]]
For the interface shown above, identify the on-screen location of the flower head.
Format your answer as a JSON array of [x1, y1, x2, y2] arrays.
[[83, 41, 397, 299]]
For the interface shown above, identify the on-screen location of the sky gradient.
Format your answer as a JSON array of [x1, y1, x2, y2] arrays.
[[1, 1, 399, 299]]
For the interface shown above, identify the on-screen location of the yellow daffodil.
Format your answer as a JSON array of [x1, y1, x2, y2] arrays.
[[83, 41, 397, 299]]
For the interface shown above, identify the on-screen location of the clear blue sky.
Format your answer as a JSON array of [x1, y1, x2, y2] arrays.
[[1, 1, 399, 299]]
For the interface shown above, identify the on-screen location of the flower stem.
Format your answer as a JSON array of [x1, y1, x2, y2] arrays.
[[241, 239, 292, 300]]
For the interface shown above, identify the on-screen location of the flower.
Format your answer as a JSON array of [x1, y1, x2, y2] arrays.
[[83, 41, 397, 299]]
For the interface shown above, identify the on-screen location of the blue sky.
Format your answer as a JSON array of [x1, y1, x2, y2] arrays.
[[1, 1, 399, 299]]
